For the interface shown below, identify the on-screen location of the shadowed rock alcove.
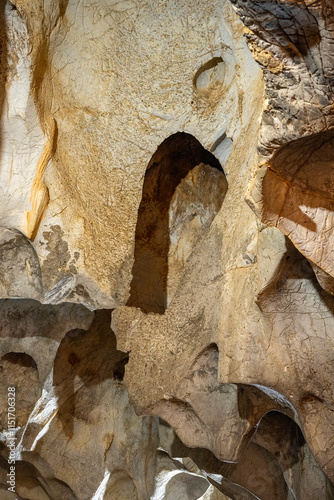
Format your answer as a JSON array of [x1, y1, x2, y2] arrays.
[[128, 132, 227, 314], [1, 0, 334, 497]]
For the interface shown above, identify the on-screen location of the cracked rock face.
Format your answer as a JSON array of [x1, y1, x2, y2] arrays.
[[0, 0, 334, 499]]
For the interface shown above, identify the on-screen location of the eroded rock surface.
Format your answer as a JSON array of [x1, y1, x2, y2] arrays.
[[0, 0, 334, 499]]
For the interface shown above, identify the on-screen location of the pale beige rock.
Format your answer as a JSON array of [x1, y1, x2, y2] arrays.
[[0, 0, 334, 499], [0, 0, 262, 309]]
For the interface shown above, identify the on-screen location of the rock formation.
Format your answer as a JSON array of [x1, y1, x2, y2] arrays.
[[0, 0, 334, 498]]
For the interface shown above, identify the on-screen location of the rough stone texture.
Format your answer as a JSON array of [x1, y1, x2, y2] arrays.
[[0, 0, 261, 309], [0, 0, 334, 499]]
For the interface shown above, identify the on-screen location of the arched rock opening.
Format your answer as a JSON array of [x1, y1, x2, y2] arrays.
[[128, 132, 227, 314]]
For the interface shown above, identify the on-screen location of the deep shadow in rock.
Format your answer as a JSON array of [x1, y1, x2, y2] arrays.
[[53, 309, 129, 439], [1, 351, 37, 369], [262, 129, 334, 232], [127, 132, 225, 314], [163, 406, 334, 500], [0, 351, 40, 430], [0, 449, 78, 500]]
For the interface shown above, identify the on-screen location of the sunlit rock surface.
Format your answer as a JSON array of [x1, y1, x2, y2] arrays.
[[0, 0, 334, 498]]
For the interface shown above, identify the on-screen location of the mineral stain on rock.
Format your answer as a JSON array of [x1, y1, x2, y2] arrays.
[[42, 225, 75, 293], [1, 0, 334, 498]]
